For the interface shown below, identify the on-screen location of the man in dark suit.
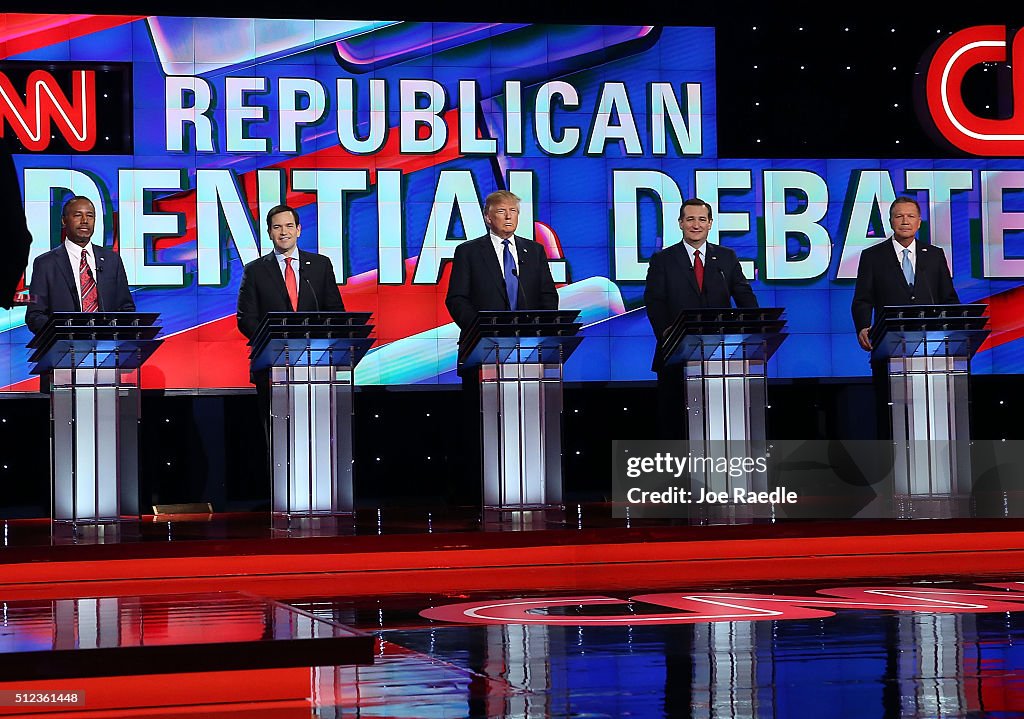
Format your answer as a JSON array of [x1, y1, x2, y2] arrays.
[[852, 196, 959, 351], [643, 197, 758, 437], [445, 189, 558, 344], [26, 196, 135, 335], [444, 190, 559, 499], [236, 203, 345, 403], [236, 204, 346, 498], [236, 204, 345, 341], [852, 196, 959, 439]]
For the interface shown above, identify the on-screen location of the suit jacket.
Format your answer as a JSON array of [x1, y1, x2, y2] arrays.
[[445, 234, 558, 341], [236, 250, 345, 342], [0, 142, 30, 309], [644, 241, 757, 344], [851, 238, 959, 332], [25, 243, 135, 335]]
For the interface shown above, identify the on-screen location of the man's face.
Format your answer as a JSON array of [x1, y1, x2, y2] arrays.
[[679, 204, 712, 247], [889, 202, 921, 245], [268, 211, 301, 254], [484, 200, 520, 240], [62, 199, 96, 247]]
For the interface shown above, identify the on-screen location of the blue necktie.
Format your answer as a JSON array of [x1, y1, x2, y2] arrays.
[[502, 238, 519, 311], [901, 248, 914, 288]]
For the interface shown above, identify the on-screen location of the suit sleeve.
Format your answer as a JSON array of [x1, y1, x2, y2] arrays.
[[444, 243, 476, 330], [236, 263, 260, 340], [0, 145, 30, 310], [933, 249, 960, 304], [851, 250, 875, 332], [25, 255, 51, 336], [727, 254, 757, 308], [643, 251, 673, 339], [319, 257, 345, 311], [112, 255, 135, 312], [537, 250, 558, 310]]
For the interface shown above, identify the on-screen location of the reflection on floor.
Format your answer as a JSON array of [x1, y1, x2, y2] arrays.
[[2, 508, 1024, 717]]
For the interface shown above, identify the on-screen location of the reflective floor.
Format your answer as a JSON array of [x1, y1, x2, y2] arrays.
[[3, 512, 1024, 717], [293, 579, 1024, 718]]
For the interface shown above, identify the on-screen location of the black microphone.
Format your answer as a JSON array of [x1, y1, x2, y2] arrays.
[[512, 267, 518, 278], [302, 275, 320, 311]]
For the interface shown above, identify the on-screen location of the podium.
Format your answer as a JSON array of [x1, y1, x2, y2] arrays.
[[459, 310, 583, 511], [658, 308, 787, 496], [870, 304, 989, 507], [29, 312, 162, 524], [249, 311, 373, 518]]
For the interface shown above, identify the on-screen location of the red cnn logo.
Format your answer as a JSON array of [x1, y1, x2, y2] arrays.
[[0, 69, 96, 152], [925, 25, 1024, 156]]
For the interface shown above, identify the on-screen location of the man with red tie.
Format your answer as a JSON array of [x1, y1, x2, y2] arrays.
[[236, 205, 346, 450], [643, 197, 758, 437], [26, 196, 135, 335], [236, 204, 345, 341]]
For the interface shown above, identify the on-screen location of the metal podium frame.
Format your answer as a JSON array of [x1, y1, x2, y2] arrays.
[[870, 304, 989, 507], [249, 312, 373, 519], [459, 310, 583, 511], [659, 308, 787, 496], [29, 312, 162, 524]]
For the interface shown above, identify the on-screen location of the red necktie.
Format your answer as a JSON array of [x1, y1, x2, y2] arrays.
[[284, 256, 298, 311], [693, 249, 704, 292], [80, 250, 98, 312]]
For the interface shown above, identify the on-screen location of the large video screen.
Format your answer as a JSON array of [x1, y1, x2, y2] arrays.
[[0, 16, 1020, 390]]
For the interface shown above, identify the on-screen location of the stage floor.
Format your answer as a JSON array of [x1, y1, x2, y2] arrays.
[[2, 508, 1024, 717]]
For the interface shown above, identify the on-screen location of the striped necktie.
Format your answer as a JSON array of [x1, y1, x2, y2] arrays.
[[80, 250, 98, 312]]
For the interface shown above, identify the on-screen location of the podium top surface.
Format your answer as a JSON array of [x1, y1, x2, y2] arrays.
[[46, 311, 161, 326], [876, 303, 987, 320], [29, 312, 162, 351], [255, 311, 373, 328], [468, 309, 582, 328], [672, 307, 784, 323]]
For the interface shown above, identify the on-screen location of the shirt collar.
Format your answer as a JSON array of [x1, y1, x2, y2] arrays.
[[683, 240, 708, 263], [891, 237, 917, 256], [63, 238, 91, 261]]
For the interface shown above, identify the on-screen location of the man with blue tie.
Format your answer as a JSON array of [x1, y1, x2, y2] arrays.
[[851, 196, 960, 351], [852, 196, 960, 440], [26, 196, 135, 336], [445, 190, 558, 344], [444, 190, 559, 499]]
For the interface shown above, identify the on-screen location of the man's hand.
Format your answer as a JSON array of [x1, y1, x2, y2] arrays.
[[857, 327, 872, 351]]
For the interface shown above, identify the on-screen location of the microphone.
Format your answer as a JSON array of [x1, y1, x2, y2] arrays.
[[302, 275, 320, 311], [512, 267, 518, 278]]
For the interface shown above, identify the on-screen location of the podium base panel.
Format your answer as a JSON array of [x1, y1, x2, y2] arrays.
[[50, 368, 141, 523], [51, 521, 140, 545], [271, 513, 355, 535], [479, 363, 564, 511], [683, 361, 768, 479], [270, 365, 354, 517], [894, 494, 971, 520]]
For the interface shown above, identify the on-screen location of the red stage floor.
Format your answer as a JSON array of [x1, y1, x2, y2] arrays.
[[2, 508, 1024, 717]]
